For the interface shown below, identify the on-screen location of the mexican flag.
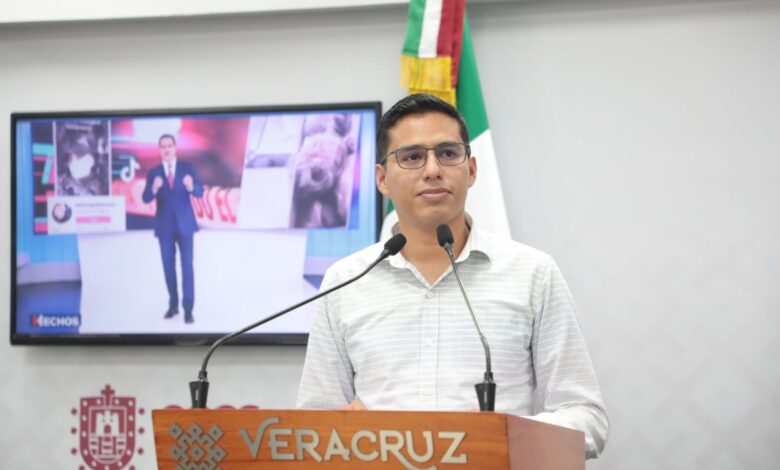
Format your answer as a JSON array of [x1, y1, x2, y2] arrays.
[[381, 0, 510, 239]]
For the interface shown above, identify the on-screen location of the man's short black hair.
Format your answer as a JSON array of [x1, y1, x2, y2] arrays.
[[377, 93, 470, 164], [159, 134, 177, 146]]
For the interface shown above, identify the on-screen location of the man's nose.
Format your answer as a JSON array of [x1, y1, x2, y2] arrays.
[[421, 149, 443, 177]]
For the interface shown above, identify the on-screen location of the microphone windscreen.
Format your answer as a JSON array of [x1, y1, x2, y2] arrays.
[[436, 224, 454, 247], [384, 233, 407, 255]]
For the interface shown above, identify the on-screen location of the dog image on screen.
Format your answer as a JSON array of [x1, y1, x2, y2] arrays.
[[289, 114, 356, 228]]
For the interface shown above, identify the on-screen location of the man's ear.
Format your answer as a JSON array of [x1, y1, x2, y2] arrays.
[[376, 163, 390, 196], [467, 155, 477, 188]]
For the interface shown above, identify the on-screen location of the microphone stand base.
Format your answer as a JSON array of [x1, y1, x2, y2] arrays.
[[475, 372, 496, 412], [190, 376, 210, 409]]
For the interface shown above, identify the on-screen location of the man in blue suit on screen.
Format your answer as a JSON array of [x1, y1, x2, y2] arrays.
[[142, 134, 204, 324]]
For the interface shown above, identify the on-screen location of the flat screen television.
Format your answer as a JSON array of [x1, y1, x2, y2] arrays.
[[11, 102, 382, 345]]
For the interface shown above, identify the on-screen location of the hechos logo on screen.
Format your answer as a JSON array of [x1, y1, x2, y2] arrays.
[[31, 313, 80, 328], [70, 385, 146, 470]]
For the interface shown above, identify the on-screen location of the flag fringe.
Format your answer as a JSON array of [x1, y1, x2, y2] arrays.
[[401, 55, 453, 93], [409, 87, 456, 106]]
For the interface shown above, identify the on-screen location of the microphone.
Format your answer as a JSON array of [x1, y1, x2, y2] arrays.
[[436, 223, 496, 412], [190, 233, 407, 408]]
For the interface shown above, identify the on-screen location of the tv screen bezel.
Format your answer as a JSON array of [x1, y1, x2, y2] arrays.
[[10, 101, 383, 346]]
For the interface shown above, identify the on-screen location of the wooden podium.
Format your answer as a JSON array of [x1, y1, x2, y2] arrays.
[[152, 409, 584, 469]]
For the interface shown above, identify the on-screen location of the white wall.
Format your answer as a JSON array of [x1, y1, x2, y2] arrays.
[[472, 2, 780, 468], [1, 1, 778, 468], [0, 0, 408, 24], [0, 0, 518, 24]]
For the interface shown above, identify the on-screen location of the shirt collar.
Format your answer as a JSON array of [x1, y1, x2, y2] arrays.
[[386, 212, 494, 269]]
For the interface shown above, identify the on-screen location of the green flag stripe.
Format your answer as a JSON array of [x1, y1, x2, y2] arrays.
[[402, 0, 426, 55], [456, 16, 489, 139]]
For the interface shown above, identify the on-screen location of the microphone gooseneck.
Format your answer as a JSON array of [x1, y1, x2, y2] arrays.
[[436, 223, 496, 412], [190, 233, 407, 408]]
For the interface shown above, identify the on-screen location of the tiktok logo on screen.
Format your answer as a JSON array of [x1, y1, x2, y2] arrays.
[[70, 385, 146, 470]]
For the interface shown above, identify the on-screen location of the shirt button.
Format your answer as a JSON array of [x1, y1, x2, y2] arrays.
[[425, 338, 435, 347], [425, 291, 433, 299]]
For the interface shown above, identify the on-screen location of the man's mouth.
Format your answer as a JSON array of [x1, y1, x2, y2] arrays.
[[418, 188, 450, 200]]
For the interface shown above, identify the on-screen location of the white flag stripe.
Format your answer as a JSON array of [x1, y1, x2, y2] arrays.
[[380, 207, 398, 241], [465, 129, 511, 237], [418, 0, 442, 58]]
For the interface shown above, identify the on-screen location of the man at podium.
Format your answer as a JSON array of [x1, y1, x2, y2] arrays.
[[297, 94, 609, 459]]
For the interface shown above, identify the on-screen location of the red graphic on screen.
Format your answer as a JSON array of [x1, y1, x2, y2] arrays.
[[110, 117, 248, 229], [31, 121, 57, 234]]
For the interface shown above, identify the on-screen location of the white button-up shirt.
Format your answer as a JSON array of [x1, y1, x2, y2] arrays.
[[165, 159, 177, 178], [297, 224, 609, 458]]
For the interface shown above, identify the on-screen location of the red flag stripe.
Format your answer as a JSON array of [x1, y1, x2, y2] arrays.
[[435, 0, 466, 86], [449, 0, 466, 86], [436, 0, 456, 56]]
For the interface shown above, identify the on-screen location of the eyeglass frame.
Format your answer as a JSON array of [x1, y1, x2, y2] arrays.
[[380, 142, 471, 169]]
